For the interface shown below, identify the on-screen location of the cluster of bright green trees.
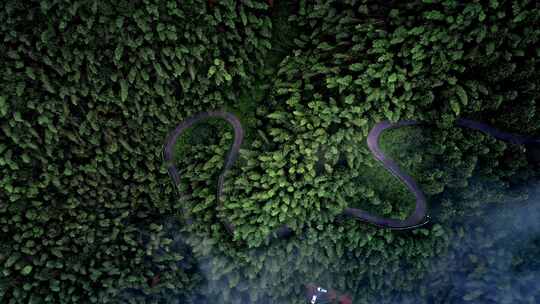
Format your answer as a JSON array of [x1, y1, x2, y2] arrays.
[[1, 0, 539, 303]]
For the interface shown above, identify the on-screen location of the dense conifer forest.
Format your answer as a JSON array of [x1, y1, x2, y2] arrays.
[[1, 0, 539, 303]]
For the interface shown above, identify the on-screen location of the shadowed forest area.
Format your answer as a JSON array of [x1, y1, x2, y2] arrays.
[[1, 0, 540, 303]]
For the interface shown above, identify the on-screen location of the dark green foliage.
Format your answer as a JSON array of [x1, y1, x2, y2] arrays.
[[1, 0, 540, 303], [0, 0, 272, 302]]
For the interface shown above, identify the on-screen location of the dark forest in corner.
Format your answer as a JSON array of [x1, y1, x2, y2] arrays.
[[1, 0, 539, 303]]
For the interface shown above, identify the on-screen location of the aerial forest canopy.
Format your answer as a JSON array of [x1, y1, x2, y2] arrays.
[[1, 0, 539, 303]]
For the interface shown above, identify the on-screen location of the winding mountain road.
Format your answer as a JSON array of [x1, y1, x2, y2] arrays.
[[163, 111, 539, 238]]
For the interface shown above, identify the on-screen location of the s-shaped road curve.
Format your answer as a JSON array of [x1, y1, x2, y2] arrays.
[[163, 111, 540, 238]]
